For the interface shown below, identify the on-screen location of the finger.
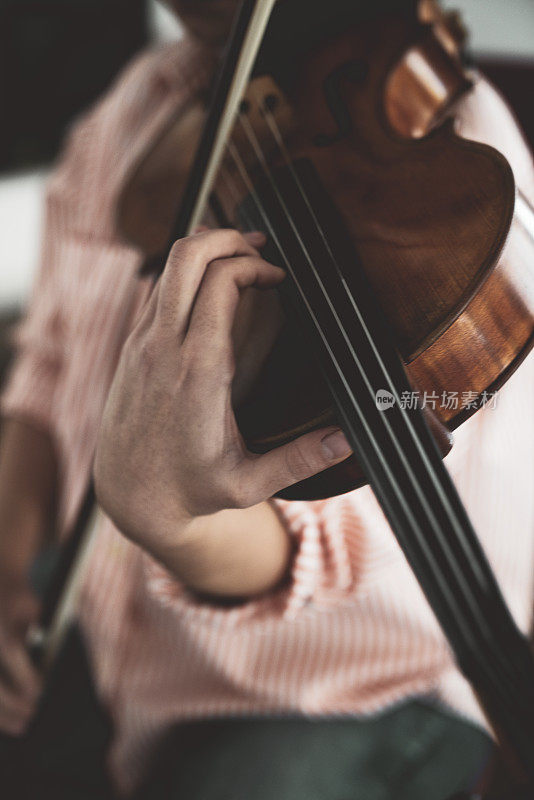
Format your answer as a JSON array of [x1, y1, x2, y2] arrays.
[[0, 638, 41, 702], [243, 231, 266, 248], [10, 587, 42, 636], [0, 704, 32, 737], [239, 426, 352, 503], [157, 229, 264, 335], [141, 232, 266, 336], [0, 682, 34, 736], [127, 279, 161, 343], [0, 681, 34, 717], [185, 255, 285, 377]]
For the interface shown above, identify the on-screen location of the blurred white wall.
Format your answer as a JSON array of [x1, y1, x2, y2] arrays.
[[1, 0, 533, 311], [442, 0, 534, 59], [0, 171, 49, 309], [148, 0, 534, 58], [148, 0, 183, 41]]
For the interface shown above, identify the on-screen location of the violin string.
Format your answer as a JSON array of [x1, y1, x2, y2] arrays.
[[219, 156, 534, 756], [219, 165, 257, 232], [225, 145, 533, 717], [256, 96, 492, 588], [224, 135, 492, 655], [239, 103, 533, 691], [222, 103, 523, 670], [226, 142, 292, 269], [255, 109, 534, 688], [225, 111, 526, 693], [235, 109, 489, 600]]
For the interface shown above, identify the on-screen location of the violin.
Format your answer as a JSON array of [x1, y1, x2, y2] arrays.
[[155, 0, 534, 791]]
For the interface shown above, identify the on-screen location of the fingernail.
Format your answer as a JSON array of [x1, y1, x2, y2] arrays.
[[321, 430, 352, 461], [245, 231, 266, 245]]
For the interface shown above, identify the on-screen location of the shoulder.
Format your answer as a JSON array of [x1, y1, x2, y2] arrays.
[[47, 37, 215, 238], [57, 37, 212, 170]]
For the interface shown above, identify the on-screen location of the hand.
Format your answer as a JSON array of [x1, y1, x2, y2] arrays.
[[0, 569, 41, 736], [94, 229, 351, 560]]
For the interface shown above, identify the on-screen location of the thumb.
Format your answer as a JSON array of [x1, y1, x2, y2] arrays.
[[243, 426, 352, 501]]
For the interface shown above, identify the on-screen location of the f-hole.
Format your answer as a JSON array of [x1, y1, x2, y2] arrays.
[[313, 59, 368, 147]]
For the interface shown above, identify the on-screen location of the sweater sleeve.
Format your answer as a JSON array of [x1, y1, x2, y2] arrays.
[[1, 189, 66, 434], [141, 489, 399, 625]]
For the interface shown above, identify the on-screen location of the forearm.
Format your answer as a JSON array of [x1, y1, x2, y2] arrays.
[[141, 502, 292, 600], [0, 418, 59, 577]]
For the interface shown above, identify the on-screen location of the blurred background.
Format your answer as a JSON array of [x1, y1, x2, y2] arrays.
[[0, 0, 533, 381]]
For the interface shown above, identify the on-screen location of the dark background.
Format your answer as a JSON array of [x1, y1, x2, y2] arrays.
[[0, 0, 148, 172]]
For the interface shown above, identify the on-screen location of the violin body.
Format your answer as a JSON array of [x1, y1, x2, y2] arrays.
[[205, 1, 534, 499]]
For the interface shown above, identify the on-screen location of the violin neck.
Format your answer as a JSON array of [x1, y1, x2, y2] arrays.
[[252, 157, 534, 779]]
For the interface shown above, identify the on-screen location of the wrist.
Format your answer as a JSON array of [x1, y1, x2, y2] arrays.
[[147, 506, 200, 565], [143, 503, 292, 598], [120, 493, 198, 562]]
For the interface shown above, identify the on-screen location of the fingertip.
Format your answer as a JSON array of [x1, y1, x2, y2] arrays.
[[6, 717, 29, 738], [24, 677, 41, 704], [320, 429, 352, 462], [243, 231, 267, 247], [255, 262, 286, 289]]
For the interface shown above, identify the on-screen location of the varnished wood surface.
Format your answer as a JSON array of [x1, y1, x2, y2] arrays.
[[221, 5, 534, 498]]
